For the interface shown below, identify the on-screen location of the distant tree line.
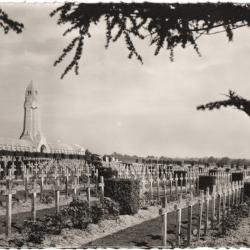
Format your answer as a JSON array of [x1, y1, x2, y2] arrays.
[[111, 152, 250, 167]]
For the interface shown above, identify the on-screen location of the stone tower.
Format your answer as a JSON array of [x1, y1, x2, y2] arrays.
[[20, 81, 49, 152]]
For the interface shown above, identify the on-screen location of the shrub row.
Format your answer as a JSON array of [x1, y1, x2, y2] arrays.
[[232, 172, 244, 182], [104, 179, 140, 215], [97, 167, 118, 181], [198, 176, 216, 193], [14, 197, 120, 246]]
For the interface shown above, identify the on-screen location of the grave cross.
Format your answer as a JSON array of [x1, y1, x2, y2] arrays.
[[188, 174, 193, 192], [38, 169, 47, 198], [161, 175, 167, 197], [5, 168, 14, 191], [174, 175, 179, 198], [22, 167, 32, 201], [174, 194, 185, 247], [10, 162, 17, 177], [216, 185, 222, 226], [71, 178, 79, 196], [0, 165, 4, 177], [64, 168, 71, 197], [118, 171, 122, 179], [149, 176, 154, 202], [169, 173, 173, 196], [99, 176, 105, 203], [20, 162, 26, 176], [95, 169, 99, 195], [53, 179, 63, 214], [227, 184, 232, 215], [186, 192, 196, 246], [180, 174, 183, 191], [2, 157, 8, 176], [52, 171, 59, 183], [184, 175, 188, 193], [74, 169, 81, 184], [33, 162, 40, 178], [3, 173, 16, 238], [231, 182, 235, 206], [156, 177, 160, 204], [28, 162, 34, 175], [159, 200, 171, 248], [86, 165, 91, 178], [140, 177, 146, 193], [239, 180, 244, 204], [235, 182, 239, 206], [39, 169, 47, 185], [197, 190, 205, 241], [204, 187, 211, 235], [29, 180, 40, 222]]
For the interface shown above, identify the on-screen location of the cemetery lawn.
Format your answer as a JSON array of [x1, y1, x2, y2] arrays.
[[190, 215, 250, 248], [0, 194, 248, 248]]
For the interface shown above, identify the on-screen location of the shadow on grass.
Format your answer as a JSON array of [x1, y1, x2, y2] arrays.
[[146, 234, 161, 240], [131, 240, 149, 248]]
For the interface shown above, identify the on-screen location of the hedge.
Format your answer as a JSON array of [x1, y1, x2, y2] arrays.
[[174, 171, 187, 186], [104, 179, 140, 215], [232, 172, 244, 182], [97, 167, 118, 181], [244, 182, 250, 200], [199, 175, 216, 193]]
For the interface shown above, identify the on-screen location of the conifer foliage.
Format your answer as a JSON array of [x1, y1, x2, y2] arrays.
[[197, 90, 250, 117], [50, 3, 250, 78], [0, 8, 23, 34]]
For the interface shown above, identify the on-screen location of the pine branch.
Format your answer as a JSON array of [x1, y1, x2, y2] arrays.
[[0, 8, 23, 34], [50, 3, 250, 78], [197, 90, 250, 116]]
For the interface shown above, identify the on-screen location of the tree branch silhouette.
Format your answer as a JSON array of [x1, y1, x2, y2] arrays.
[[0, 8, 23, 34], [50, 2, 250, 78], [197, 90, 250, 117]]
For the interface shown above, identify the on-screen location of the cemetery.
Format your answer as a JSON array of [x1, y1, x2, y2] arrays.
[[0, 152, 248, 248]]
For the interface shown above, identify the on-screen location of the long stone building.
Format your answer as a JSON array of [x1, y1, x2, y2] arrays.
[[0, 82, 85, 155]]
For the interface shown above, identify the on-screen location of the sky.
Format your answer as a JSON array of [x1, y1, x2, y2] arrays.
[[1, 4, 250, 158]]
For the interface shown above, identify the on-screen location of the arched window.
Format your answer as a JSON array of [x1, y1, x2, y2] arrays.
[[40, 145, 47, 153]]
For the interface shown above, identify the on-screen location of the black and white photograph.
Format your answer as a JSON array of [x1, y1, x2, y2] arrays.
[[0, 1, 250, 248]]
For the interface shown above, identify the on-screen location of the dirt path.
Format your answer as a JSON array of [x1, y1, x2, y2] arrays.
[[84, 209, 250, 248], [84, 216, 166, 248], [83, 207, 192, 248]]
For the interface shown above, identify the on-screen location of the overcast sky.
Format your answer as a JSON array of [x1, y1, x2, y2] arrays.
[[1, 4, 250, 158]]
